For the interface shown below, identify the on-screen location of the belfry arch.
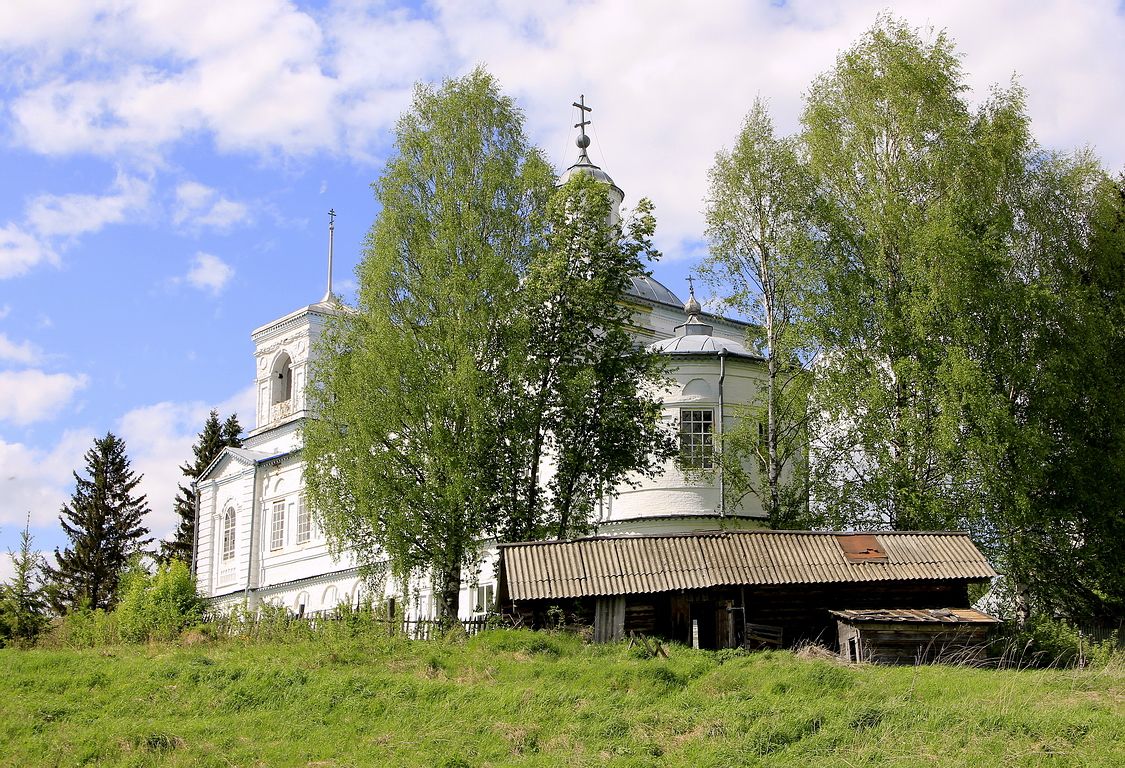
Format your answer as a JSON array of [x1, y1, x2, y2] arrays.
[[271, 352, 293, 405]]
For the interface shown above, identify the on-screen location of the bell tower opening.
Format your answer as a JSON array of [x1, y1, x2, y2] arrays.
[[271, 353, 293, 405]]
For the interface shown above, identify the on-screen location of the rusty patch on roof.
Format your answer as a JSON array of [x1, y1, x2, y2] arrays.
[[836, 533, 889, 563]]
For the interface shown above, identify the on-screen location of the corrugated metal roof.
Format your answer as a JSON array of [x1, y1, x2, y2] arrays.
[[830, 608, 1000, 624], [500, 531, 996, 601]]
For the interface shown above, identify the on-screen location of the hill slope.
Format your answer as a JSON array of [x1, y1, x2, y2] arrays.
[[1, 630, 1121, 767]]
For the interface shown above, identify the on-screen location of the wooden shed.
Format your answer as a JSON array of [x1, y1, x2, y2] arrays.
[[497, 530, 998, 657], [832, 608, 1000, 665]]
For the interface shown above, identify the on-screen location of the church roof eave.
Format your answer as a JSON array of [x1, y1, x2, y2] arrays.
[[196, 446, 293, 483]]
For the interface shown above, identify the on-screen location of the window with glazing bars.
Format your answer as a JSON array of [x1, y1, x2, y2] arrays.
[[679, 409, 714, 469], [270, 501, 285, 551], [472, 584, 495, 613], [221, 508, 236, 561], [296, 498, 311, 544]]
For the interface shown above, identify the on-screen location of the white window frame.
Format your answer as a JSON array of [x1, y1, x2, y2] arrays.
[[295, 497, 311, 545], [679, 408, 714, 469], [221, 507, 236, 562], [471, 584, 495, 614], [270, 500, 286, 551]]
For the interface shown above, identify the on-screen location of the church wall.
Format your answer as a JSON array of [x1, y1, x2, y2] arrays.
[[632, 301, 752, 349], [608, 355, 770, 525], [254, 457, 357, 594], [196, 459, 259, 598]]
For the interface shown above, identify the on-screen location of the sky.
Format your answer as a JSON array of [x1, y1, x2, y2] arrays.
[[2, 0, 1124, 577]]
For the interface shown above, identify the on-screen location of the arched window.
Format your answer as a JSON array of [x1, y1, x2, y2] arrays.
[[295, 591, 309, 618], [323, 585, 338, 610], [221, 507, 236, 562], [271, 353, 293, 405]]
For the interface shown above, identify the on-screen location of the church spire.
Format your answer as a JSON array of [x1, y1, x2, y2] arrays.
[[320, 208, 335, 304], [573, 94, 593, 163], [676, 275, 712, 338], [557, 94, 625, 220]]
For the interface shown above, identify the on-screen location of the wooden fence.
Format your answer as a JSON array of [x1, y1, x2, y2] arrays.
[[292, 609, 490, 639]]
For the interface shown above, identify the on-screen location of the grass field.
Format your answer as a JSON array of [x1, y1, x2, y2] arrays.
[[1, 628, 1122, 767]]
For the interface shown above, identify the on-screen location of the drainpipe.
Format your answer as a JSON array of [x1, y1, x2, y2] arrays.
[[244, 462, 260, 606], [190, 480, 200, 578], [718, 349, 727, 518]]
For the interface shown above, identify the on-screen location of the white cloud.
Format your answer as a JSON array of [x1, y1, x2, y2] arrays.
[[0, 223, 58, 279], [0, 429, 94, 530], [25, 173, 151, 239], [0, 370, 88, 425], [173, 181, 251, 231], [0, 384, 256, 542], [115, 385, 256, 539], [184, 252, 235, 294], [0, 333, 43, 365], [7, 0, 340, 159], [116, 401, 207, 539], [410, 0, 1125, 253], [2, 0, 1125, 253]]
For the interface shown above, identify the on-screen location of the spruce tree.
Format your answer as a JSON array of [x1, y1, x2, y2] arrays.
[[45, 432, 152, 612], [160, 409, 243, 563], [0, 514, 48, 646]]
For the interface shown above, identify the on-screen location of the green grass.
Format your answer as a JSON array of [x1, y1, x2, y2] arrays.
[[1, 630, 1122, 767]]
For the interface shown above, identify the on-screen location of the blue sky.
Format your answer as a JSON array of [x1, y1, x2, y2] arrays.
[[2, 0, 1124, 574]]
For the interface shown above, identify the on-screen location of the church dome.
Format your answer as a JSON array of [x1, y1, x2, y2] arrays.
[[648, 333, 758, 358], [647, 279, 761, 359], [625, 274, 682, 306], [557, 158, 621, 191]]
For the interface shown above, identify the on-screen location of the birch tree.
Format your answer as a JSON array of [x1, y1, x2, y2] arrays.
[[304, 69, 554, 622], [702, 99, 817, 527]]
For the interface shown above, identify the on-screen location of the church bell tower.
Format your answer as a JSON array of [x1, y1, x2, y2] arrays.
[[245, 210, 344, 454]]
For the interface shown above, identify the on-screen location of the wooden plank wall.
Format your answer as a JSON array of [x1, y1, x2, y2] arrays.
[[850, 623, 994, 665], [594, 596, 626, 643]]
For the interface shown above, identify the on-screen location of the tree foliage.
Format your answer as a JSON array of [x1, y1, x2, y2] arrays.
[[499, 173, 676, 541], [117, 559, 205, 642], [161, 410, 242, 563], [305, 68, 555, 622], [798, 16, 1034, 531], [706, 14, 1122, 621], [702, 99, 817, 527], [0, 515, 48, 646], [305, 69, 673, 622], [44, 432, 151, 612]]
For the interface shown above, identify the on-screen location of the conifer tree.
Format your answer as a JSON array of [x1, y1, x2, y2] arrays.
[[0, 515, 48, 646], [161, 409, 243, 563], [44, 432, 152, 612]]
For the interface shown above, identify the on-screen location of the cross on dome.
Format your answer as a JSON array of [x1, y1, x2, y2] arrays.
[[684, 275, 702, 318], [573, 94, 592, 152]]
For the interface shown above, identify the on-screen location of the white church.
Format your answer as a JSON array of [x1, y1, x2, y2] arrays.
[[191, 110, 776, 621]]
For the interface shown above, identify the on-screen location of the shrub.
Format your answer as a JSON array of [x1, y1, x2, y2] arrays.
[[1003, 614, 1121, 668], [38, 603, 120, 649], [116, 560, 205, 643]]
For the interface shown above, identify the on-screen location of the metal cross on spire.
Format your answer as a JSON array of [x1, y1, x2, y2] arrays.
[[321, 208, 336, 303], [573, 94, 592, 152]]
